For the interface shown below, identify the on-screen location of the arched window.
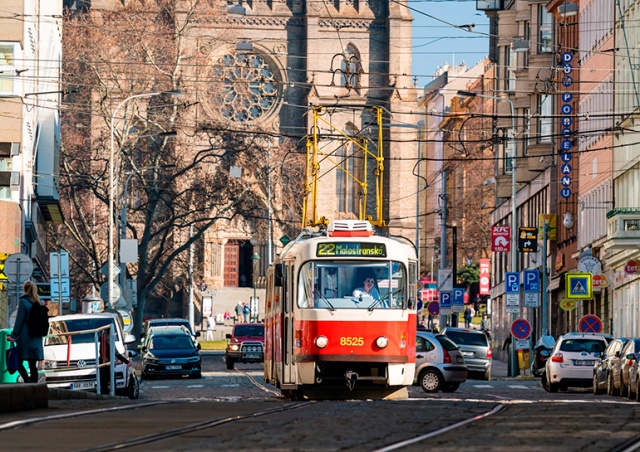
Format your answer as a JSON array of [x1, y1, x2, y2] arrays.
[[340, 44, 362, 91], [335, 123, 361, 216]]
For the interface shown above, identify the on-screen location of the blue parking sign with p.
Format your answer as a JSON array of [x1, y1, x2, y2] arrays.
[[506, 272, 520, 294], [523, 270, 540, 293], [440, 291, 451, 308]]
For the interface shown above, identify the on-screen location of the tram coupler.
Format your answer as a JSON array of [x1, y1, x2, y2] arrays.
[[345, 371, 358, 391]]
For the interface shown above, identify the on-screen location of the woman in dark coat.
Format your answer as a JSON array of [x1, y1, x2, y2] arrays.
[[9, 281, 45, 383]]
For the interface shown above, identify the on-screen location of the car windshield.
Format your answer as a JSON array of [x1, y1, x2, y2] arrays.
[[560, 339, 605, 353], [149, 320, 193, 335], [233, 325, 264, 337], [46, 318, 115, 345], [297, 261, 407, 310], [150, 335, 194, 350], [444, 330, 488, 347]]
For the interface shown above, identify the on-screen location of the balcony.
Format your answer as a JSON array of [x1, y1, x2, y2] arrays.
[[603, 209, 640, 250]]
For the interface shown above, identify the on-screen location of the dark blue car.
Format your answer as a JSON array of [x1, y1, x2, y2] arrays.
[[139, 327, 202, 379]]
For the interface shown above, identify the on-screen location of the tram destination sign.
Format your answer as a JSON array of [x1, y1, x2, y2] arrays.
[[317, 242, 387, 258]]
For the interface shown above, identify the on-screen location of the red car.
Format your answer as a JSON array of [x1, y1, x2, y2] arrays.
[[225, 323, 265, 370]]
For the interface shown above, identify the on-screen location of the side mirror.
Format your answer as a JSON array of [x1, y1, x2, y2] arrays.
[[275, 263, 284, 287], [194, 331, 201, 337], [594, 352, 602, 358], [626, 353, 635, 360], [197, 343, 201, 351], [226, 333, 232, 340], [407, 297, 416, 310]]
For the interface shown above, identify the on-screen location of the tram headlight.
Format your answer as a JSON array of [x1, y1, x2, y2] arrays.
[[376, 336, 389, 349], [315, 336, 328, 348]]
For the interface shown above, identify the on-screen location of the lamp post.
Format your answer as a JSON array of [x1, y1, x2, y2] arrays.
[[457, 90, 518, 376], [251, 252, 261, 323], [108, 89, 182, 309], [446, 222, 458, 327]]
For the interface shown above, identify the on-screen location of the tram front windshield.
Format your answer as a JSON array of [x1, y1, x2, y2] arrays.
[[298, 261, 407, 309]]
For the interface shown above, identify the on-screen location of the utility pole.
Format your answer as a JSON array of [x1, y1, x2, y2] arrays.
[[439, 170, 448, 332]]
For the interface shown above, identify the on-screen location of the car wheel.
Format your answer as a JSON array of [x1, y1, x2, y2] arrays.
[[608, 373, 619, 396], [593, 374, 604, 395], [191, 372, 202, 379], [419, 369, 443, 393], [226, 359, 235, 370], [483, 369, 491, 381], [548, 382, 559, 393], [128, 375, 140, 400], [442, 383, 460, 393]]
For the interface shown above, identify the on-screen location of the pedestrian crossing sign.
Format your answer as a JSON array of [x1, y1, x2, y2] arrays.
[[566, 273, 592, 300]]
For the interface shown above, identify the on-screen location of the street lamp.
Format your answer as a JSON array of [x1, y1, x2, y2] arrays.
[[251, 252, 261, 322], [108, 89, 183, 309], [457, 89, 518, 376]]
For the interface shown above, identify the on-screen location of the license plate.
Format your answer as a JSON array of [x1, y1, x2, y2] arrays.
[[166, 365, 182, 370], [243, 354, 261, 359], [462, 352, 473, 357], [574, 360, 595, 366], [70, 381, 96, 390]]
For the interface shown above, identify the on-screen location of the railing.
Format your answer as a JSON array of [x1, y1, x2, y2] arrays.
[[44, 324, 117, 396]]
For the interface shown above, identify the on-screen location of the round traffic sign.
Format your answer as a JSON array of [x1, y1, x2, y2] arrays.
[[511, 318, 532, 340], [3, 253, 34, 283], [427, 301, 439, 316], [100, 281, 122, 304], [579, 315, 602, 333]]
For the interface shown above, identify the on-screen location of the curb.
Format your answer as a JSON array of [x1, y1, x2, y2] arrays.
[[0, 383, 48, 413], [48, 387, 120, 400]]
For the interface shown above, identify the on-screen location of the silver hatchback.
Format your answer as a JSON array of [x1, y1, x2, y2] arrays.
[[442, 327, 493, 380], [414, 331, 468, 393]]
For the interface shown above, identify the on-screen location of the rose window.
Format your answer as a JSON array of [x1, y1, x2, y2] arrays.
[[212, 53, 280, 123]]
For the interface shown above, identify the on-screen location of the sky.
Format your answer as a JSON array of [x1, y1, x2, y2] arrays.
[[408, 0, 490, 88]]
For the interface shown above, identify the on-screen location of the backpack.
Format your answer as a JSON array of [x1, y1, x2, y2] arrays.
[[27, 298, 50, 337], [243, 304, 250, 314]]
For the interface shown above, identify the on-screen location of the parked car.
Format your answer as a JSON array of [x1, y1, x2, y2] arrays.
[[142, 318, 200, 342], [43, 313, 139, 398], [545, 332, 607, 393], [616, 338, 640, 398], [414, 331, 467, 393], [442, 327, 492, 380], [593, 337, 628, 396], [138, 327, 202, 379], [225, 323, 265, 370], [628, 344, 640, 402]]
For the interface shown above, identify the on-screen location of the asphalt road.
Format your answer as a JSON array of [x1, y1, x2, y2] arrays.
[[2, 352, 640, 451]]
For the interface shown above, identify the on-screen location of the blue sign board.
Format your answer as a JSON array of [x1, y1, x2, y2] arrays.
[[560, 152, 572, 162], [561, 163, 572, 174], [439, 291, 452, 309], [452, 288, 465, 308], [561, 176, 572, 187], [523, 269, 540, 293], [561, 187, 572, 198], [562, 76, 573, 87], [505, 272, 520, 294]]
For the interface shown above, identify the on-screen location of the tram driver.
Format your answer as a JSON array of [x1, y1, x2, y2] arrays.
[[352, 273, 381, 303]]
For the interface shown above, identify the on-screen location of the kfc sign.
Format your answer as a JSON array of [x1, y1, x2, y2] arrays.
[[479, 259, 491, 295], [491, 226, 510, 252]]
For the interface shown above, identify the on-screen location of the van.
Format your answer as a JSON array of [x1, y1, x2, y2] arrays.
[[42, 313, 139, 398]]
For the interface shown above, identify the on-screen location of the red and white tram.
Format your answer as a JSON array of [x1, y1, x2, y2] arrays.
[[264, 220, 418, 399]]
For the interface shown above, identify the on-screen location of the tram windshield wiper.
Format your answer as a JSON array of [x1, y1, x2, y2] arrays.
[[317, 293, 335, 311], [367, 299, 382, 311]]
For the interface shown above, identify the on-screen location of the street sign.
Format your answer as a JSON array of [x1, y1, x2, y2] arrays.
[[566, 273, 592, 299], [439, 291, 451, 314], [51, 278, 71, 298], [579, 315, 603, 333], [4, 253, 34, 283], [452, 288, 465, 313], [427, 301, 439, 316], [559, 298, 577, 311], [437, 269, 453, 292], [511, 318, 532, 340], [50, 251, 70, 278], [505, 272, 520, 293], [491, 226, 510, 252], [523, 270, 540, 292], [118, 310, 133, 334], [100, 261, 121, 277], [524, 292, 540, 308], [100, 281, 122, 304], [518, 227, 538, 252]]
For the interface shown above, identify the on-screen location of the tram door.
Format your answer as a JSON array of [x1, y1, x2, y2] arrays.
[[282, 263, 296, 384]]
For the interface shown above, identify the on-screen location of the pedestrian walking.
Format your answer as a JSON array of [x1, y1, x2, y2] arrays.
[[206, 316, 215, 341], [481, 314, 491, 341], [464, 306, 472, 328], [234, 301, 243, 324], [243, 302, 250, 322], [8, 281, 46, 383], [473, 295, 481, 316]]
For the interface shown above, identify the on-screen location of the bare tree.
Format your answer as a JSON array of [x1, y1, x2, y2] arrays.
[[55, 1, 303, 337]]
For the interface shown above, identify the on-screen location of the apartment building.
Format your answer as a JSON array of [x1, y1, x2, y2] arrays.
[[0, 0, 63, 327]]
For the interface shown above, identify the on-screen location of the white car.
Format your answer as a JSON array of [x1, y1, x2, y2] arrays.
[[42, 312, 139, 398], [544, 332, 607, 393]]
